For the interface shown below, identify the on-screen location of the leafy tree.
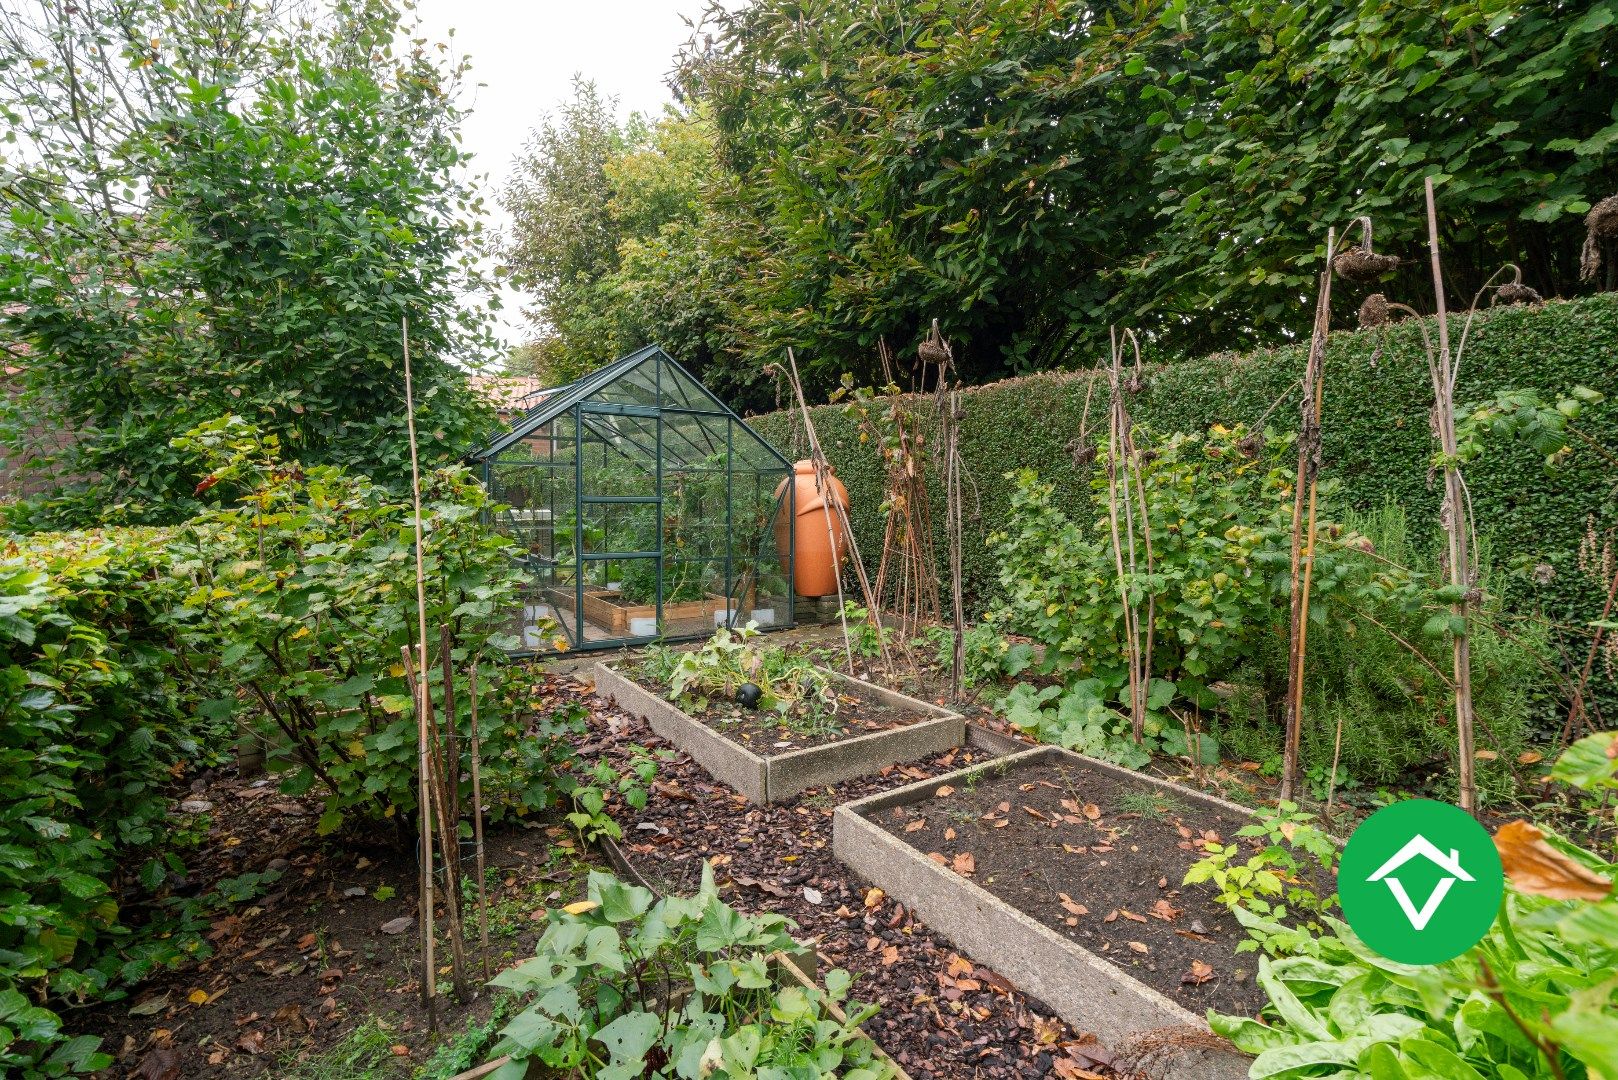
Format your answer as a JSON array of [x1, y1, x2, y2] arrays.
[[502, 89, 755, 398], [0, 0, 496, 526], [502, 78, 631, 383], [1135, 0, 1618, 348], [672, 0, 1618, 396]]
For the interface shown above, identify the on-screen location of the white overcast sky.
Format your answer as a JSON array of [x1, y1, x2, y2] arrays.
[[411, 0, 705, 358]]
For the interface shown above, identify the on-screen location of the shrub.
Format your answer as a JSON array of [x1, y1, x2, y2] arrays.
[[0, 530, 230, 1075], [173, 416, 560, 834], [1214, 504, 1551, 801], [748, 295, 1618, 681], [990, 426, 1310, 709]]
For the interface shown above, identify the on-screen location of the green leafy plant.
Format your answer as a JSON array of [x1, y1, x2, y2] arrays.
[[171, 416, 561, 836], [989, 427, 1319, 729], [1214, 733, 1618, 1078], [0, 0, 495, 528], [916, 622, 1036, 688], [0, 530, 230, 1074], [488, 867, 893, 1079], [1184, 802, 1339, 938], [657, 625, 836, 730], [841, 602, 889, 659], [563, 742, 661, 844]]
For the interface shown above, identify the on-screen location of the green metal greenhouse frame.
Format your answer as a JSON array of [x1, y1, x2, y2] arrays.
[[470, 345, 795, 655]]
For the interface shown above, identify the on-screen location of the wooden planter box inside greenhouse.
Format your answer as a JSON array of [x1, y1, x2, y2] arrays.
[[548, 586, 730, 633]]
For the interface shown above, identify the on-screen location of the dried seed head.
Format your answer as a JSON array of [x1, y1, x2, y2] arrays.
[[918, 322, 951, 366], [1491, 264, 1541, 307], [1493, 282, 1541, 306], [1358, 293, 1391, 327], [1333, 216, 1400, 282], [1589, 194, 1618, 240], [1334, 248, 1401, 283], [1236, 431, 1266, 459], [1532, 562, 1555, 585], [1581, 194, 1618, 282]]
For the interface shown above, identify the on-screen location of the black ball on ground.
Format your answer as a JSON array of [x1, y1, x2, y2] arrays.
[[736, 682, 763, 709]]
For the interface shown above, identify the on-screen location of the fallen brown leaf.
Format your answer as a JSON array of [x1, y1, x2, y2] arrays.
[[1495, 820, 1612, 900], [1183, 960, 1215, 985], [1127, 941, 1149, 954], [904, 819, 926, 833], [952, 852, 976, 876], [1150, 899, 1182, 922]]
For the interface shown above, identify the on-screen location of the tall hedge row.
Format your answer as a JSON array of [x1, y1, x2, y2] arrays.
[[749, 293, 1618, 629]]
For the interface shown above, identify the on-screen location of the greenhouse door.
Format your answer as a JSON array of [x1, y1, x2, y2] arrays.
[[568, 402, 664, 646]]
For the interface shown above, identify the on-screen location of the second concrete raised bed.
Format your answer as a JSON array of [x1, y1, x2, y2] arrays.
[[832, 744, 1255, 1079], [594, 662, 965, 804]]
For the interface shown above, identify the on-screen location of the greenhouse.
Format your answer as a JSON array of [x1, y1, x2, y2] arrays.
[[472, 345, 796, 653]]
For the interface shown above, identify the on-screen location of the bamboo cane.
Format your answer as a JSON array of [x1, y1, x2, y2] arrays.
[[440, 623, 460, 833], [400, 318, 437, 1031], [468, 664, 491, 981], [1424, 177, 1479, 815], [401, 645, 470, 1000]]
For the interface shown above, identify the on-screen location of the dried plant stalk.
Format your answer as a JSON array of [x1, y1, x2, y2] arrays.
[[400, 318, 437, 1031], [1280, 227, 1337, 802], [1424, 178, 1479, 814], [1105, 327, 1146, 743]]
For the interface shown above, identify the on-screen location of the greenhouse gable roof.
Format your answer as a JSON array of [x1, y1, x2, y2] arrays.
[[471, 345, 786, 467]]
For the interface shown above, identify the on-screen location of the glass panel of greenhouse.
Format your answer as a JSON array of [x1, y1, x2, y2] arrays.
[[473, 345, 795, 654]]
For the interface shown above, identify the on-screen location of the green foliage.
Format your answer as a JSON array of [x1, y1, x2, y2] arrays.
[[489, 866, 893, 1079], [0, 530, 231, 1074], [990, 426, 1311, 711], [915, 622, 1036, 689], [0, 0, 496, 528], [655, 625, 837, 730], [672, 0, 1617, 394], [841, 602, 889, 660], [1183, 802, 1339, 936], [172, 416, 553, 832], [1215, 504, 1550, 797], [750, 297, 1618, 696], [501, 86, 755, 400], [1215, 737, 1618, 1078]]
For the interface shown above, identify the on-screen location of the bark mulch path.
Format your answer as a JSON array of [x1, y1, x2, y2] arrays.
[[77, 763, 599, 1078], [570, 671, 1122, 1080], [869, 758, 1268, 1018]]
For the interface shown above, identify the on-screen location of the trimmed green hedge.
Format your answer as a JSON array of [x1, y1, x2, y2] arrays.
[[749, 293, 1618, 630]]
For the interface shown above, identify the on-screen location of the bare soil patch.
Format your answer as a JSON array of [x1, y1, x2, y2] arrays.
[[867, 758, 1274, 1018]]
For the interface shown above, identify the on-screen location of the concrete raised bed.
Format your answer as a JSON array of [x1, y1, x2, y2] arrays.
[[832, 744, 1254, 1079], [594, 662, 965, 804]]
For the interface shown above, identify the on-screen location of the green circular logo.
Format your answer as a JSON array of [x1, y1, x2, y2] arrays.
[[1339, 799, 1503, 965]]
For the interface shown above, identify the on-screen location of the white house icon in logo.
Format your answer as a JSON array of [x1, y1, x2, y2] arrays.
[[1366, 835, 1474, 931]]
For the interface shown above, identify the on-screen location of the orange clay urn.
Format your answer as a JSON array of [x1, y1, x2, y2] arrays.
[[774, 460, 850, 597]]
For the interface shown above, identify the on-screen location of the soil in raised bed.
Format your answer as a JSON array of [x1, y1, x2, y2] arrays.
[[868, 758, 1297, 1019], [575, 676, 1124, 1080], [624, 665, 937, 753]]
